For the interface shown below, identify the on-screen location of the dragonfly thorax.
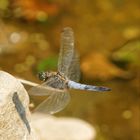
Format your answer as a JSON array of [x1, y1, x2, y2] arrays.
[[38, 71, 69, 89]]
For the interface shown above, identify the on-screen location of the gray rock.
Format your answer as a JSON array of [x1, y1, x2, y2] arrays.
[[32, 113, 96, 140], [0, 71, 38, 140]]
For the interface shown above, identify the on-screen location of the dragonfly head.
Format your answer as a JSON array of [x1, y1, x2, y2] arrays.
[[38, 71, 54, 81], [38, 71, 48, 81]]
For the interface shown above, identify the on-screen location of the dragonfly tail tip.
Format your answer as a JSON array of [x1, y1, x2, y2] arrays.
[[98, 86, 111, 92]]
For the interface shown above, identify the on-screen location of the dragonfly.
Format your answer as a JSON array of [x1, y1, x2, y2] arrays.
[[29, 27, 111, 114]]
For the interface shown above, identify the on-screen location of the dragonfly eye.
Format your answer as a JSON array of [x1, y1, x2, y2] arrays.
[[38, 71, 47, 81]]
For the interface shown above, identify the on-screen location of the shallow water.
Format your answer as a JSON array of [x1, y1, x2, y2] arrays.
[[0, 0, 140, 139]]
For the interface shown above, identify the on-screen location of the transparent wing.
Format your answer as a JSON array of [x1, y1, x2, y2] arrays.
[[58, 27, 80, 82], [33, 89, 70, 114], [67, 52, 80, 82], [58, 27, 74, 75], [28, 82, 56, 96]]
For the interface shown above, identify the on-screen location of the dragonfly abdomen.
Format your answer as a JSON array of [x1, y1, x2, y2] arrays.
[[68, 80, 111, 92]]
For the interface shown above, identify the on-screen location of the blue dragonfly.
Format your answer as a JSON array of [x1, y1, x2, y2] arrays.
[[29, 27, 111, 114]]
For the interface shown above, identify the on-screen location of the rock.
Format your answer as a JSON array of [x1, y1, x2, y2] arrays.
[[0, 71, 38, 140], [32, 113, 96, 140]]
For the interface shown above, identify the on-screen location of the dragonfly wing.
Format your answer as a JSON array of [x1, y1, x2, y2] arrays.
[[58, 27, 74, 75], [28, 82, 58, 96], [34, 89, 70, 114], [58, 27, 80, 82], [67, 52, 80, 82]]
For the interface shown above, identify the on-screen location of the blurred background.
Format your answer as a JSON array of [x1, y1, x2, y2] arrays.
[[0, 0, 140, 139]]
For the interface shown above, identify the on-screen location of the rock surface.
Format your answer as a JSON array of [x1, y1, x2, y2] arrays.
[[32, 113, 96, 140], [0, 71, 38, 140]]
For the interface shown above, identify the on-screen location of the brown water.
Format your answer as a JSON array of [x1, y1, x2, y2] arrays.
[[0, 0, 140, 139]]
